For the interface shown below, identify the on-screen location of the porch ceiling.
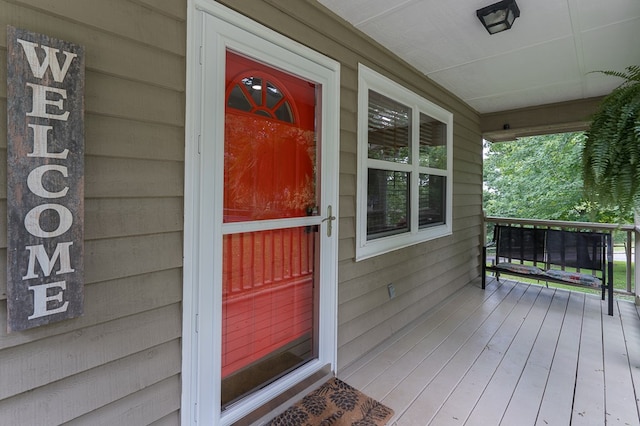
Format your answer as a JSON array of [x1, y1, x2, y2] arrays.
[[318, 0, 640, 115]]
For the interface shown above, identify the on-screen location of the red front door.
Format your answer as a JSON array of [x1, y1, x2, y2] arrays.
[[221, 50, 319, 406]]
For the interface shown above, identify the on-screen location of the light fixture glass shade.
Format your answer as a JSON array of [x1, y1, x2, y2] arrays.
[[477, 0, 520, 34]]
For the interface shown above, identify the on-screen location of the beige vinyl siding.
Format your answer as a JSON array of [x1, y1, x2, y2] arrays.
[[217, 0, 484, 370], [0, 0, 185, 424], [0, 0, 483, 422]]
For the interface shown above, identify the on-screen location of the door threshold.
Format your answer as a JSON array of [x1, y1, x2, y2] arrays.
[[232, 364, 333, 426]]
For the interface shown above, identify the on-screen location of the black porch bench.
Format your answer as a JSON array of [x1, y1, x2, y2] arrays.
[[482, 224, 614, 316]]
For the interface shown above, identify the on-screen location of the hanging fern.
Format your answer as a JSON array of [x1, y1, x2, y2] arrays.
[[583, 65, 640, 218]]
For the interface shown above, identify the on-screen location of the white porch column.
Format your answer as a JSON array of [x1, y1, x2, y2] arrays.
[[635, 214, 640, 305]]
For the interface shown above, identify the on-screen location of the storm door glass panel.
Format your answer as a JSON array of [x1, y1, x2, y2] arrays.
[[224, 52, 316, 222], [419, 113, 447, 169], [367, 169, 410, 239], [418, 173, 446, 228], [221, 228, 318, 407], [222, 50, 320, 407]]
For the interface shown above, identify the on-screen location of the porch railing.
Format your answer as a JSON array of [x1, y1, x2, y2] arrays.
[[484, 216, 640, 304]]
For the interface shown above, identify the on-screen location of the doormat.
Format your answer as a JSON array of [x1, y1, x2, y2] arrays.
[[266, 377, 394, 426]]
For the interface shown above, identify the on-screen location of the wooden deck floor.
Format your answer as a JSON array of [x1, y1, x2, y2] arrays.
[[339, 277, 640, 426]]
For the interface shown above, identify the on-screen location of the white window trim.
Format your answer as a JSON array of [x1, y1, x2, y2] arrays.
[[183, 1, 340, 425], [356, 64, 453, 261]]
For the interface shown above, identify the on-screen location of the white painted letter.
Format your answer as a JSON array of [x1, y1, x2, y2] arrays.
[[26, 83, 70, 121], [22, 242, 75, 280], [24, 204, 73, 238], [28, 124, 69, 159], [17, 38, 77, 83], [28, 281, 69, 319], [27, 165, 69, 199]]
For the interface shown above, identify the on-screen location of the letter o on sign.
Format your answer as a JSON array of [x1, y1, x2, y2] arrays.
[[24, 203, 73, 238]]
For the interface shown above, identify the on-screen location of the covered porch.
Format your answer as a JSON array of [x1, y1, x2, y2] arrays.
[[339, 277, 640, 425]]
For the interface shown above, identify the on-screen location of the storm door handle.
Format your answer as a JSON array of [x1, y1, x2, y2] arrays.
[[322, 205, 336, 237]]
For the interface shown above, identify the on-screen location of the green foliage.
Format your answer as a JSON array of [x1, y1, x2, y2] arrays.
[[484, 132, 624, 222], [583, 65, 640, 218]]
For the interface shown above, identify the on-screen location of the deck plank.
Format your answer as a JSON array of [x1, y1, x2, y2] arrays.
[[572, 295, 606, 425], [463, 285, 553, 426], [426, 283, 544, 426], [602, 302, 640, 425], [341, 282, 493, 390], [536, 291, 586, 426], [500, 288, 569, 425], [337, 279, 640, 426], [356, 280, 516, 404], [393, 282, 537, 425], [376, 281, 529, 417], [618, 301, 640, 422]]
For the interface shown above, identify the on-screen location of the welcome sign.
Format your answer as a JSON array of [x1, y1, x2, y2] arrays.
[[6, 27, 85, 332]]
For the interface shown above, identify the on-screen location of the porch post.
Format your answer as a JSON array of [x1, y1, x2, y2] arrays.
[[635, 214, 640, 305]]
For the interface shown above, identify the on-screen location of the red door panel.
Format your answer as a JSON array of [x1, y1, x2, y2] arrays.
[[221, 51, 318, 390]]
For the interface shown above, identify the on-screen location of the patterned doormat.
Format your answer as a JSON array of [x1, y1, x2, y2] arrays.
[[266, 377, 394, 426]]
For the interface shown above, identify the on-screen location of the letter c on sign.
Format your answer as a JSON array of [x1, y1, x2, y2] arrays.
[[27, 165, 69, 198], [24, 204, 73, 238]]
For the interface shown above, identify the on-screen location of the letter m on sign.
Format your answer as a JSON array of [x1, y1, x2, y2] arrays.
[[6, 27, 85, 332]]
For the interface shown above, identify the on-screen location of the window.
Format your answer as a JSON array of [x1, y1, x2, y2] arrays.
[[357, 64, 453, 260], [227, 75, 294, 123]]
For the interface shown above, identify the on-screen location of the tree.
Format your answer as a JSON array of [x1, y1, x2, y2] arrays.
[[483, 132, 624, 222]]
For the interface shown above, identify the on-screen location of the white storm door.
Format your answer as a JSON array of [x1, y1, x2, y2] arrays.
[[183, 2, 340, 425]]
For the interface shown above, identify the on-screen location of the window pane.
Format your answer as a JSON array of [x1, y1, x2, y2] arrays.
[[275, 101, 293, 122], [419, 113, 447, 169], [265, 81, 283, 108], [368, 90, 411, 163], [228, 84, 252, 112], [246, 77, 263, 106], [419, 174, 446, 228], [367, 169, 410, 239]]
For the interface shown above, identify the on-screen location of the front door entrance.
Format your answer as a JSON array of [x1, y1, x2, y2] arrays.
[[184, 3, 340, 425], [221, 51, 320, 406]]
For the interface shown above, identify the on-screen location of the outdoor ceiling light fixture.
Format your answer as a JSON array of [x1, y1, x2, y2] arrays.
[[476, 0, 520, 34]]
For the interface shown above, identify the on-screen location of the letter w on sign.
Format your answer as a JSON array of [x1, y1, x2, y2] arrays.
[[6, 27, 85, 332]]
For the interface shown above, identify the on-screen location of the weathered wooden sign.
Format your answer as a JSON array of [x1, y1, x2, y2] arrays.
[[6, 27, 85, 332]]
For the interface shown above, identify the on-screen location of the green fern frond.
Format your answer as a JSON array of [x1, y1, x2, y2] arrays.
[[591, 65, 640, 84], [583, 65, 640, 218]]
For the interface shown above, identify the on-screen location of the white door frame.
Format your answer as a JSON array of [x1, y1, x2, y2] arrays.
[[182, 1, 340, 424]]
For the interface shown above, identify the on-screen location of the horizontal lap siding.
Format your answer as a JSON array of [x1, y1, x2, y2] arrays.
[[0, 0, 482, 421], [0, 0, 185, 424], [218, 0, 484, 371]]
